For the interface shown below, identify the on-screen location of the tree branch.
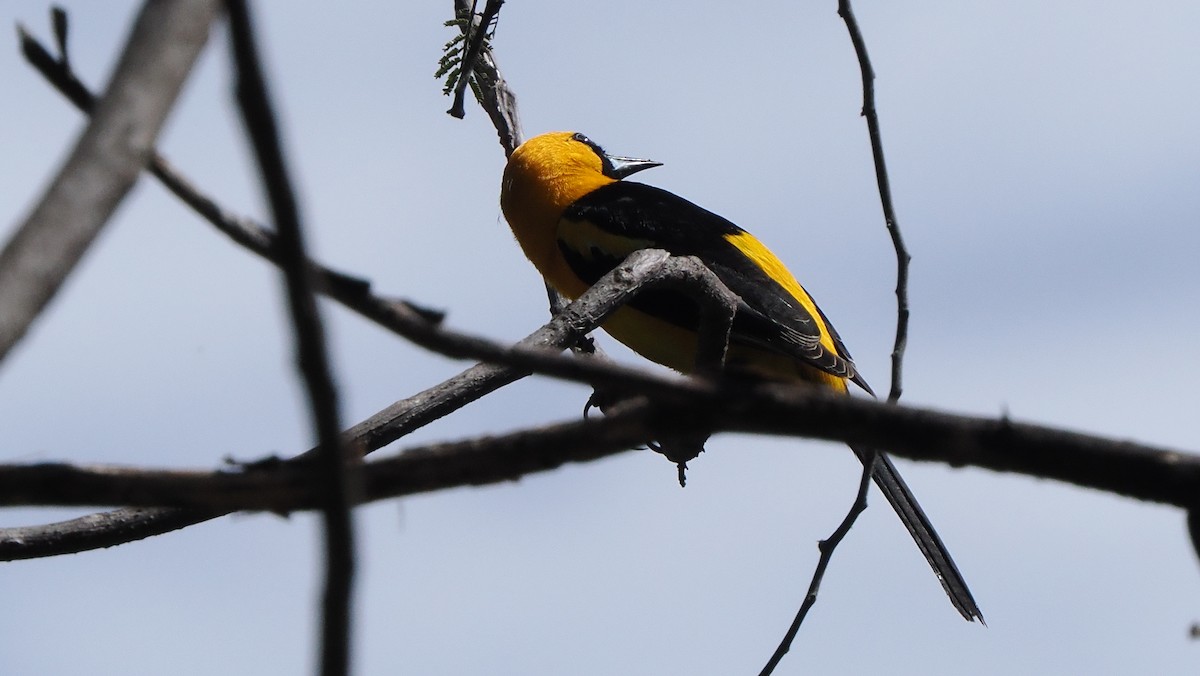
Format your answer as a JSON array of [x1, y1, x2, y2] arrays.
[[447, 0, 502, 119], [0, 248, 680, 559], [0, 0, 222, 364], [225, 3, 356, 675], [838, 0, 911, 405], [0, 401, 663, 511], [450, 0, 522, 153], [764, 3, 927, 661], [3, 373, 1199, 513], [759, 457, 874, 675], [2, 228, 1198, 551]]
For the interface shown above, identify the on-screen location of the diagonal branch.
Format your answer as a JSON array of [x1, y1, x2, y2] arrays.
[[18, 25, 555, 430], [759, 457, 874, 675], [0, 248, 683, 560], [0, 0, 222, 364], [17, 28, 376, 299]]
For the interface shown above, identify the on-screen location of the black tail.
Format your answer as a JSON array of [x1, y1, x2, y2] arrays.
[[852, 445, 984, 623]]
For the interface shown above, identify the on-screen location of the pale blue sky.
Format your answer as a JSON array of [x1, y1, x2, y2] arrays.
[[2, 1, 1199, 674]]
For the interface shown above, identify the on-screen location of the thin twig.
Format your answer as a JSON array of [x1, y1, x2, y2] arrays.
[[836, 0, 985, 623], [763, 0, 943, 658], [759, 455, 875, 675], [50, 7, 69, 66], [225, 3, 355, 675], [447, 0, 503, 119], [0, 1, 221, 363], [450, 0, 521, 152], [664, 255, 737, 376], [838, 0, 910, 405]]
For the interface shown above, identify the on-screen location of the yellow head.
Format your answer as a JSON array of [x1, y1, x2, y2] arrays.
[[500, 132, 660, 282]]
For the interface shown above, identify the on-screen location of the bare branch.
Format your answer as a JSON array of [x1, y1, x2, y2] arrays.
[[0, 505, 224, 557], [20, 27, 536, 403], [447, 0, 502, 119], [719, 384, 1200, 509], [17, 30, 375, 298], [759, 458, 874, 675], [0, 248, 680, 559], [837, 0, 911, 405], [0, 402, 663, 512], [3, 372, 1200, 513], [0, 0, 222, 363], [451, 0, 522, 153], [764, 2, 929, 657], [225, 2, 355, 675]]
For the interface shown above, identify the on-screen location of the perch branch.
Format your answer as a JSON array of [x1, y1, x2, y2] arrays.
[[3, 374, 1200, 512], [0, 401, 665, 511]]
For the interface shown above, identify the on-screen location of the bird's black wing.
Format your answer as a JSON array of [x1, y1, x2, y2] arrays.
[[561, 181, 863, 384]]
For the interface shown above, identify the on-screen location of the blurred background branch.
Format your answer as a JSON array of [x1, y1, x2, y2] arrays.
[[0, 0, 221, 363]]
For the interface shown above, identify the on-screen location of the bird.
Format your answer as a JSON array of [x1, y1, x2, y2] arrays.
[[499, 130, 982, 622]]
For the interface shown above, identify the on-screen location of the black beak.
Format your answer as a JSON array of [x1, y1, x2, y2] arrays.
[[606, 154, 663, 179]]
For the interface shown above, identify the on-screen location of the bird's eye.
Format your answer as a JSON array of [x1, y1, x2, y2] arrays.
[[571, 132, 606, 158]]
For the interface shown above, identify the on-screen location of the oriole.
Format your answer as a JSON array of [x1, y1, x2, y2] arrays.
[[500, 130, 981, 622]]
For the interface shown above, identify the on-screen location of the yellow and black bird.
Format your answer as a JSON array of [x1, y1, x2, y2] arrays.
[[500, 130, 981, 622]]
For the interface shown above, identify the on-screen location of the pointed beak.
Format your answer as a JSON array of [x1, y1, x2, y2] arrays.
[[606, 154, 663, 179]]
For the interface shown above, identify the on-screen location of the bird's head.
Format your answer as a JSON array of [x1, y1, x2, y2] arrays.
[[507, 131, 661, 184], [501, 132, 661, 221], [500, 132, 661, 281]]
